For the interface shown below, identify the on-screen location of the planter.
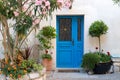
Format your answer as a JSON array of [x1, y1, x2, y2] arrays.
[[93, 61, 113, 74], [42, 59, 52, 71]]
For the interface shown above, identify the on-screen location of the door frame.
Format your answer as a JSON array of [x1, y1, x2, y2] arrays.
[[56, 15, 84, 69]]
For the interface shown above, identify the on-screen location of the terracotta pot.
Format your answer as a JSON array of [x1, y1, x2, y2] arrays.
[[42, 59, 52, 71]]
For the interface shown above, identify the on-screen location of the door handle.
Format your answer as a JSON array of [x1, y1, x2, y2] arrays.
[[72, 39, 74, 46]]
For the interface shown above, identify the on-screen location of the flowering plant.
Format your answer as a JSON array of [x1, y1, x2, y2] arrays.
[[0, 0, 73, 79], [0, 56, 43, 79], [81, 48, 112, 70], [95, 47, 112, 62], [41, 50, 52, 60]]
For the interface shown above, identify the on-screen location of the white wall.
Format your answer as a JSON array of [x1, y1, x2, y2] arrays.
[[63, 0, 120, 54], [39, 0, 120, 69]]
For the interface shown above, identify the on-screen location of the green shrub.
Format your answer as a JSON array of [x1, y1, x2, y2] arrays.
[[81, 52, 111, 70], [81, 52, 100, 70], [41, 53, 52, 60], [96, 52, 111, 63], [36, 25, 56, 49]]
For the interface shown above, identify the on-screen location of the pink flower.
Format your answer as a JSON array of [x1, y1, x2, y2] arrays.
[[45, 1, 50, 6], [42, 11, 46, 15], [22, 6, 28, 12], [48, 6, 51, 10], [33, 18, 40, 25], [13, 11, 19, 17], [64, 0, 72, 8], [35, 0, 42, 5], [107, 52, 110, 56], [41, 5, 46, 9]]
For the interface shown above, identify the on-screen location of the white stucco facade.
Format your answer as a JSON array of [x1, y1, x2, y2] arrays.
[[38, 0, 120, 69]]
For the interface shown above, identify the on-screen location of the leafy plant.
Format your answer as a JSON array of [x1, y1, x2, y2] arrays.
[[0, 59, 43, 79], [113, 0, 120, 4], [97, 53, 111, 63], [37, 26, 56, 49], [81, 52, 100, 70], [41, 50, 52, 60], [41, 53, 52, 60], [89, 20, 108, 52], [81, 52, 111, 71]]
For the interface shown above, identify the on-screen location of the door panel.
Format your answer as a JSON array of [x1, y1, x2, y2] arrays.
[[57, 16, 84, 68]]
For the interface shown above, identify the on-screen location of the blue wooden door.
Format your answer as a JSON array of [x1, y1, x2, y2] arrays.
[[56, 16, 84, 68]]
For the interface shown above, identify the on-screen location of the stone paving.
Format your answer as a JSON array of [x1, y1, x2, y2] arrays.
[[46, 67, 120, 80]]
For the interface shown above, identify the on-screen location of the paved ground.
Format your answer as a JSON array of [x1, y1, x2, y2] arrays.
[[46, 67, 120, 80]]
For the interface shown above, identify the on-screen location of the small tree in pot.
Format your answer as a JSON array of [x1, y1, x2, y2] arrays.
[[37, 26, 56, 71], [89, 20, 108, 52]]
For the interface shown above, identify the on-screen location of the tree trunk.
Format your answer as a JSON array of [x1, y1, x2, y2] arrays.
[[98, 36, 101, 53], [0, 14, 14, 63]]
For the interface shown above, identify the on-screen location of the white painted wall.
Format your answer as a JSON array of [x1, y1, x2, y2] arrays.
[[39, 0, 120, 69]]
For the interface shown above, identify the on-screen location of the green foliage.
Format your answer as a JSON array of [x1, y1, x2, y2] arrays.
[[89, 20, 108, 37], [113, 0, 120, 4], [0, 0, 18, 19], [97, 52, 111, 63], [42, 26, 56, 39], [1, 59, 43, 79], [49, 0, 59, 15], [14, 14, 33, 39], [41, 53, 52, 60], [81, 52, 100, 70], [81, 52, 111, 70], [36, 26, 56, 49], [33, 64, 43, 71]]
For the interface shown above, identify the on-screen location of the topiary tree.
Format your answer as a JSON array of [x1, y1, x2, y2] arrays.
[[112, 0, 120, 4], [89, 20, 108, 52]]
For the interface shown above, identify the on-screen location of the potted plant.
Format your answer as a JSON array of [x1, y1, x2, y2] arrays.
[[93, 52, 113, 74], [85, 20, 113, 74], [41, 50, 53, 71], [37, 26, 56, 71], [81, 51, 113, 74]]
